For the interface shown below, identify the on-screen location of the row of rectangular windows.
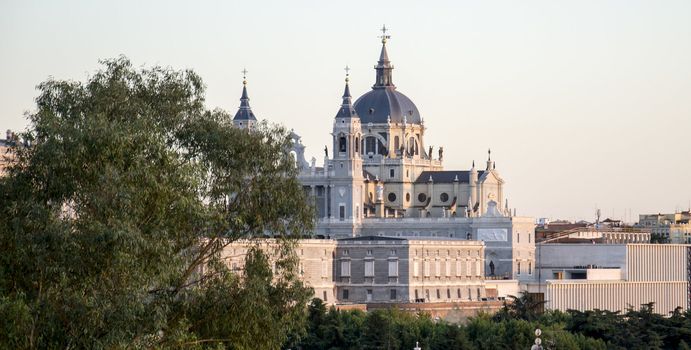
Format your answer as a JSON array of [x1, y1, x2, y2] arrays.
[[339, 287, 483, 301]]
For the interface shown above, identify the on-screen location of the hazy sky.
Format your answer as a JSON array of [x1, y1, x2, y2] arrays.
[[2, 0, 690, 222]]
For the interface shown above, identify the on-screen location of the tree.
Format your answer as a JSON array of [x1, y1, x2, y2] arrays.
[[493, 292, 546, 322], [0, 57, 314, 349]]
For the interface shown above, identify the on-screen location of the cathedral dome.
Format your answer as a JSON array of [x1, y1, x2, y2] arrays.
[[353, 27, 421, 125], [354, 88, 420, 124]]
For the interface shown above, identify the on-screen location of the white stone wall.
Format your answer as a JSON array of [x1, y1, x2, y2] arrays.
[[547, 280, 687, 314], [221, 239, 338, 304], [541, 244, 691, 314]]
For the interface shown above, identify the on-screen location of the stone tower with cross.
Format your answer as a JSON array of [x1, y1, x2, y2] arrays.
[[327, 67, 365, 236], [232, 69, 258, 130]]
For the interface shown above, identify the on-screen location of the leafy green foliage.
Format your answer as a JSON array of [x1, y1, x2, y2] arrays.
[[291, 299, 691, 350], [492, 292, 545, 322], [0, 57, 314, 349], [566, 303, 691, 350]]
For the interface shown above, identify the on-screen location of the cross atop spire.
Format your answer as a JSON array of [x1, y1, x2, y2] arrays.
[[233, 68, 256, 122], [379, 24, 391, 43], [335, 66, 358, 120]]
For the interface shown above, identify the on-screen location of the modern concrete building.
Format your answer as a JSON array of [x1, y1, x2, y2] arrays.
[[532, 243, 691, 314]]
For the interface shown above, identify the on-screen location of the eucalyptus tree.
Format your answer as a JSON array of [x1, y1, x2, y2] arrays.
[[0, 57, 314, 349]]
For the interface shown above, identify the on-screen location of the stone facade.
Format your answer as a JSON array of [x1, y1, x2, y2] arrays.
[[219, 239, 338, 303], [639, 212, 691, 243], [220, 237, 497, 306], [334, 237, 486, 304]]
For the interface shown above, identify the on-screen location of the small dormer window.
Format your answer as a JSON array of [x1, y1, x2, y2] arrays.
[[342, 119, 345, 124], [369, 108, 375, 115]]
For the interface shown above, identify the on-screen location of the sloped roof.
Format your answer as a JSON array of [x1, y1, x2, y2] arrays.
[[414, 170, 484, 184]]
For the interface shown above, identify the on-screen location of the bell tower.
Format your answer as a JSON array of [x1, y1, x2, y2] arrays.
[[329, 67, 364, 231], [232, 69, 257, 130]]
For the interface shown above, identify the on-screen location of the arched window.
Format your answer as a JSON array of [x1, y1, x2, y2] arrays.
[[394, 136, 400, 153], [408, 137, 415, 155], [365, 136, 376, 154], [339, 136, 347, 153], [354, 136, 359, 153]]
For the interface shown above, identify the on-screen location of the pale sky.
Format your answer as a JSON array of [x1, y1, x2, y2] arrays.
[[2, 0, 690, 222]]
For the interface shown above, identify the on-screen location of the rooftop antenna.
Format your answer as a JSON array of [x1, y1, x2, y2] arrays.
[[596, 208, 601, 225]]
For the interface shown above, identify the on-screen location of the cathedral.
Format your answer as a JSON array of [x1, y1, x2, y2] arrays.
[[231, 29, 535, 281]]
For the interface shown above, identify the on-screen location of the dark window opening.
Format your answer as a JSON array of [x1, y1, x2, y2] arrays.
[[571, 272, 587, 279], [418, 193, 427, 202], [388, 193, 397, 202], [366, 137, 376, 154], [440, 193, 449, 202], [339, 137, 347, 153]]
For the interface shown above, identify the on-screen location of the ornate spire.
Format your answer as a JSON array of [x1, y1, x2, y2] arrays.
[[335, 66, 359, 120], [374, 25, 394, 89], [486, 148, 493, 170], [342, 65, 352, 105], [234, 68, 257, 121]]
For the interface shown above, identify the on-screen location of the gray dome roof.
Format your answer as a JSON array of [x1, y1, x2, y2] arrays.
[[353, 87, 421, 124]]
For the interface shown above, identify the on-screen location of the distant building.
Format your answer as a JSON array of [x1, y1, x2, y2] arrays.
[[639, 212, 691, 244], [531, 243, 690, 314], [218, 239, 339, 303], [220, 237, 501, 308], [334, 236, 486, 304], [0, 129, 17, 176]]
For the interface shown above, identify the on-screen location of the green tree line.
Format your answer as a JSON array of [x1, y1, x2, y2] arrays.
[[291, 297, 691, 350]]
